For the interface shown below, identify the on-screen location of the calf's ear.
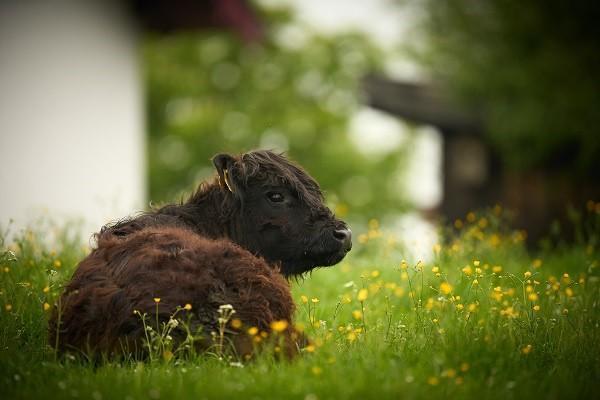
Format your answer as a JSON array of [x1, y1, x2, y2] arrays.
[[212, 153, 237, 193]]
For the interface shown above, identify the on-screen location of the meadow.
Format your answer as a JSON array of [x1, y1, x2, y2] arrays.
[[1, 205, 599, 400]]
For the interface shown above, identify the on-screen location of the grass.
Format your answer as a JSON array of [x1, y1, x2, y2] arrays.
[[1, 206, 599, 400]]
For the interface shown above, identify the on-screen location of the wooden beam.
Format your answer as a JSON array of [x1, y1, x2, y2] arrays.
[[361, 74, 483, 134]]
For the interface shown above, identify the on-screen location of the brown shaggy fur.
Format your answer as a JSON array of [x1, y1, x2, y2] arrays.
[[49, 150, 351, 359], [50, 227, 295, 358]]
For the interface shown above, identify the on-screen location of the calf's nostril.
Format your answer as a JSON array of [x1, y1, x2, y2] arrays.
[[333, 229, 348, 241], [333, 228, 352, 251]]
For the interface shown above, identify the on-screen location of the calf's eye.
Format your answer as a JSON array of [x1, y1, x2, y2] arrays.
[[267, 192, 284, 203]]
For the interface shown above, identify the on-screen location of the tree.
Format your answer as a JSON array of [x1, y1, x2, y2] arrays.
[[143, 9, 409, 220], [415, 0, 600, 174]]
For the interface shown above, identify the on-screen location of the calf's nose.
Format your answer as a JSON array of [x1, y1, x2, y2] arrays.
[[333, 228, 352, 252]]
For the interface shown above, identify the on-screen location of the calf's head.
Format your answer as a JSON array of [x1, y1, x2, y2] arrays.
[[213, 150, 351, 276]]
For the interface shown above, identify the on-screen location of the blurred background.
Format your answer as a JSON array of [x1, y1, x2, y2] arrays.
[[1, 0, 598, 255]]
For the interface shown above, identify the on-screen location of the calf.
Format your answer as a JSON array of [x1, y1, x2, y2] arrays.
[[49, 150, 351, 359]]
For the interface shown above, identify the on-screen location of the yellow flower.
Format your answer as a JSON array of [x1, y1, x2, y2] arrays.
[[500, 306, 519, 318], [492, 265, 502, 273], [394, 287, 405, 297], [425, 297, 434, 310], [358, 234, 368, 244], [368, 219, 379, 230], [301, 295, 308, 304], [528, 293, 538, 302], [427, 376, 439, 386], [357, 289, 368, 302], [367, 229, 381, 239], [468, 303, 477, 312], [311, 297, 320, 304], [586, 200, 595, 211], [565, 287, 574, 297], [335, 203, 349, 217], [53, 260, 62, 268], [270, 320, 289, 333], [371, 270, 380, 278], [526, 285, 534, 293], [473, 260, 480, 267], [347, 331, 357, 342], [521, 344, 532, 355], [456, 303, 464, 311], [462, 266, 473, 276], [369, 283, 381, 295], [440, 282, 453, 295], [183, 303, 192, 310], [231, 318, 242, 329], [352, 310, 363, 320], [431, 266, 440, 274], [311, 366, 322, 375], [472, 279, 479, 286], [532, 259, 543, 268], [443, 368, 457, 378], [247, 327, 259, 336], [305, 344, 316, 353], [5, 304, 12, 311], [153, 297, 161, 303], [454, 219, 464, 229], [524, 271, 532, 279], [466, 212, 476, 223], [43, 286, 50, 293], [163, 350, 173, 361], [533, 305, 540, 312], [43, 302, 51, 311], [460, 362, 470, 372], [489, 234, 501, 247]]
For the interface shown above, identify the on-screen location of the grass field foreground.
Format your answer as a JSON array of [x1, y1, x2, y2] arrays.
[[1, 206, 599, 399]]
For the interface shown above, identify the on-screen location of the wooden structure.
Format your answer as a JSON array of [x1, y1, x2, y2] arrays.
[[362, 74, 599, 241]]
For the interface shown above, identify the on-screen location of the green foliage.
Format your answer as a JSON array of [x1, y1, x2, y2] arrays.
[[1, 208, 599, 399], [143, 11, 408, 219], [415, 0, 600, 172], [0, 220, 86, 363]]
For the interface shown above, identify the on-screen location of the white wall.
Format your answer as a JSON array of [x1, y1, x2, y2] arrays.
[[0, 0, 145, 240]]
